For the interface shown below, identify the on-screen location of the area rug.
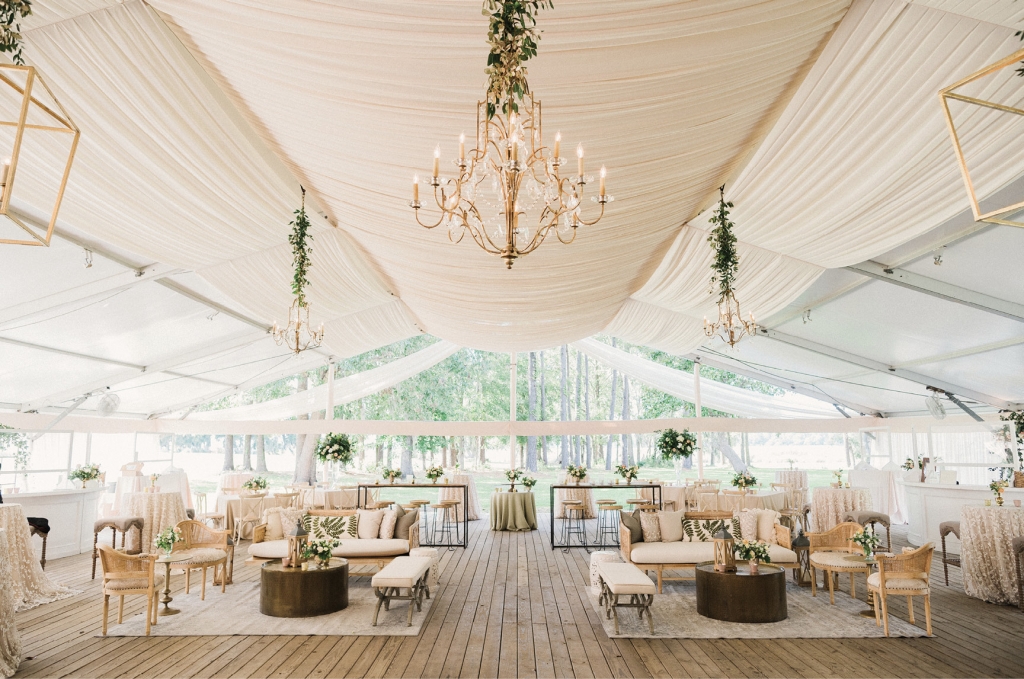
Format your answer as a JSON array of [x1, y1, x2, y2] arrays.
[[101, 578, 433, 637], [585, 581, 929, 639]]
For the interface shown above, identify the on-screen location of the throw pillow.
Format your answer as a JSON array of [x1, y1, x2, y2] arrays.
[[357, 509, 384, 539], [658, 509, 686, 542], [737, 510, 758, 542], [303, 514, 357, 541], [263, 507, 284, 541], [682, 517, 742, 542], [755, 509, 780, 544], [379, 510, 398, 539], [395, 509, 418, 540], [639, 511, 662, 542], [620, 510, 643, 543]]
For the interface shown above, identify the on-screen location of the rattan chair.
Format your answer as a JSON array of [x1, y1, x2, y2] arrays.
[[234, 496, 265, 542], [868, 543, 934, 637], [97, 544, 160, 636], [808, 521, 868, 604], [172, 520, 229, 599]]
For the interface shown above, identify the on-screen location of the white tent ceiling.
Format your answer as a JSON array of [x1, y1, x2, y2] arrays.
[[0, 0, 1022, 422]]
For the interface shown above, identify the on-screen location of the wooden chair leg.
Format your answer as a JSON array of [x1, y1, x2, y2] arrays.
[[924, 594, 932, 636], [907, 595, 915, 624], [827, 569, 836, 605], [810, 565, 817, 597], [118, 595, 125, 624], [92, 531, 100, 580], [119, 528, 125, 550], [872, 589, 881, 626], [102, 594, 109, 636], [220, 564, 226, 593], [201, 567, 207, 600], [145, 589, 153, 636], [880, 591, 890, 637], [850, 572, 856, 600], [185, 568, 191, 594]]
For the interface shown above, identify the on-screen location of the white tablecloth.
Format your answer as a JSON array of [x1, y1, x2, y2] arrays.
[[775, 470, 808, 488], [811, 487, 872, 532], [155, 467, 193, 511], [849, 468, 907, 524], [0, 528, 22, 678], [696, 490, 786, 513], [112, 473, 145, 518], [218, 471, 254, 493], [438, 474, 483, 521], [0, 504, 73, 611], [637, 485, 692, 510], [554, 475, 598, 519], [121, 491, 187, 553], [961, 505, 1024, 605]]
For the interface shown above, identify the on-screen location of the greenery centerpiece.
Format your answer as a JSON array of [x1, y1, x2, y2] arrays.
[[426, 465, 445, 484], [990, 480, 1008, 506], [302, 537, 338, 568], [657, 429, 697, 460], [731, 471, 757, 490], [833, 469, 844, 487], [154, 526, 181, 555], [68, 463, 101, 488], [851, 527, 881, 558], [733, 539, 771, 572], [566, 464, 587, 485], [242, 476, 268, 494], [521, 476, 537, 491], [382, 468, 403, 484], [316, 433, 353, 466], [615, 464, 639, 485], [505, 467, 523, 491]]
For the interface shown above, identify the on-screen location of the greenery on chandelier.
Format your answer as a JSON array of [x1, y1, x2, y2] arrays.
[[0, 0, 31, 66], [707, 186, 740, 300], [288, 187, 313, 307], [483, 0, 553, 118]]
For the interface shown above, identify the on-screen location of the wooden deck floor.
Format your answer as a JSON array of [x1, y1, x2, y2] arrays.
[[12, 519, 1024, 679]]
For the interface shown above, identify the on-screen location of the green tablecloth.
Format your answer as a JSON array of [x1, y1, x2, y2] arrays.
[[490, 491, 538, 531]]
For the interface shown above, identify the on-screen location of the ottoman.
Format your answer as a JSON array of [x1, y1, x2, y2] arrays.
[[589, 550, 620, 595]]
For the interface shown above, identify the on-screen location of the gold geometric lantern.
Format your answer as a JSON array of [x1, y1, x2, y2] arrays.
[[285, 519, 308, 568], [939, 47, 1024, 229]]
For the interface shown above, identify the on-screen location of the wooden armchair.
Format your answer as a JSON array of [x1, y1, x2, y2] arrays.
[[172, 520, 230, 599], [868, 543, 934, 637], [807, 521, 867, 604], [97, 544, 159, 636]]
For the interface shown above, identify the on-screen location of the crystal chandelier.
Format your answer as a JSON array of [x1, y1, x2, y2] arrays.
[[273, 187, 324, 354], [703, 187, 756, 347], [410, 3, 611, 268]]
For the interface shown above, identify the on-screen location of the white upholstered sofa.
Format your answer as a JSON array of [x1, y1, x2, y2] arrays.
[[619, 509, 798, 592]]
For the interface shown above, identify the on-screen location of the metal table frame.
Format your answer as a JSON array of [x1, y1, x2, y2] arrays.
[[357, 483, 468, 549], [549, 483, 662, 550]]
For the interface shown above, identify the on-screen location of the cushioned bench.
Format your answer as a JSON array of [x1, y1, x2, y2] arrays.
[[597, 561, 656, 634], [370, 555, 432, 626]]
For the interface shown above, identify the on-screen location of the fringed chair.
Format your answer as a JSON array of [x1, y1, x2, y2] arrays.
[[868, 543, 934, 637], [97, 544, 159, 636], [172, 520, 230, 599], [808, 521, 869, 604]]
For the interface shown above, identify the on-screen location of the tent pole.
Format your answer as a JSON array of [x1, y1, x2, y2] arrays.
[[325, 359, 335, 483], [695, 358, 703, 480], [510, 353, 517, 470]]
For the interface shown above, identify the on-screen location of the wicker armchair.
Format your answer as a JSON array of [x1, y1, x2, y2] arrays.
[[807, 521, 867, 604], [172, 520, 229, 600], [868, 543, 934, 637], [97, 544, 160, 636]]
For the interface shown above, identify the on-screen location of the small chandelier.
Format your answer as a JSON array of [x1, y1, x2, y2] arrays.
[[410, 3, 611, 269], [273, 187, 324, 354], [703, 186, 756, 347]]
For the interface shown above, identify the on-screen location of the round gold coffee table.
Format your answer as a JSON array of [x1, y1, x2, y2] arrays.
[[260, 558, 349, 617]]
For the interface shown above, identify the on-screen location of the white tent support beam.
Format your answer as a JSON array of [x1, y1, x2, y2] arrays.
[[694, 357, 703, 480], [22, 330, 267, 410], [510, 352, 517, 470], [847, 261, 1024, 323], [757, 327, 1015, 409]]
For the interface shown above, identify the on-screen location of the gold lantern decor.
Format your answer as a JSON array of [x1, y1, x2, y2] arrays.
[[713, 525, 737, 573], [285, 519, 308, 568], [0, 64, 80, 246]]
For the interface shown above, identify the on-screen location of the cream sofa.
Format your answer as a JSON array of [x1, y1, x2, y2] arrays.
[[248, 509, 419, 571], [619, 510, 798, 592]]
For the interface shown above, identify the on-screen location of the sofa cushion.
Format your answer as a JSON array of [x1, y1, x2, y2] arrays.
[[176, 548, 227, 566], [395, 509, 418, 540], [620, 510, 642, 543], [264, 507, 306, 541], [379, 510, 398, 539], [629, 541, 715, 564], [639, 511, 662, 542], [248, 539, 289, 560], [303, 514, 358, 542], [867, 572, 929, 591], [598, 562, 657, 595], [766, 544, 797, 563], [371, 556, 432, 588], [755, 509, 780, 543], [332, 539, 410, 558], [737, 510, 758, 541], [357, 509, 384, 539], [658, 510, 686, 542]]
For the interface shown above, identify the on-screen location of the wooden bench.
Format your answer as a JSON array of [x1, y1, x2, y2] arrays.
[[370, 555, 432, 626], [597, 561, 656, 634]]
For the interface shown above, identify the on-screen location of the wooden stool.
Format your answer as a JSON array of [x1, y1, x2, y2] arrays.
[[597, 504, 622, 545], [562, 500, 586, 549], [92, 516, 145, 579], [939, 521, 961, 586]]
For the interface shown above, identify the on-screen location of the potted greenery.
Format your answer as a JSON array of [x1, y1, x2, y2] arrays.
[[566, 464, 587, 485], [731, 471, 757, 490], [614, 464, 638, 485], [733, 539, 771, 573], [68, 463, 101, 490], [382, 468, 403, 484], [505, 467, 523, 491], [851, 527, 881, 558], [426, 465, 445, 484], [302, 537, 338, 569], [154, 526, 181, 556]]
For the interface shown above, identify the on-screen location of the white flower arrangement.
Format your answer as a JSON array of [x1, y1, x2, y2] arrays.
[[566, 464, 588, 482], [851, 528, 880, 556], [425, 465, 445, 482], [302, 538, 338, 566], [68, 463, 101, 483], [733, 539, 771, 563], [154, 526, 181, 554], [657, 429, 697, 460], [505, 468, 523, 483], [242, 476, 268, 491], [316, 433, 353, 465]]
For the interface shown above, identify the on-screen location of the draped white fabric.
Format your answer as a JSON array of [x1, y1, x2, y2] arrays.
[[571, 338, 841, 418], [189, 340, 460, 421]]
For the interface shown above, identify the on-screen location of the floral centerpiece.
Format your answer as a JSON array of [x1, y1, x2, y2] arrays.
[[521, 476, 537, 490], [733, 539, 771, 573], [242, 476, 268, 493], [382, 468, 403, 484], [833, 469, 844, 487], [148, 473, 160, 492], [68, 463, 101, 488], [657, 429, 697, 460], [902, 458, 915, 471], [154, 526, 181, 555], [851, 527, 881, 557], [505, 467, 523, 491], [426, 465, 445, 484], [566, 464, 587, 485], [302, 537, 338, 568], [614, 464, 639, 484], [731, 471, 757, 490], [316, 433, 353, 466], [990, 479, 1009, 506]]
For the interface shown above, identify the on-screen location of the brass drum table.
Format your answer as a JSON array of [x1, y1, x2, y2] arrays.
[[695, 562, 787, 623], [260, 558, 349, 617]]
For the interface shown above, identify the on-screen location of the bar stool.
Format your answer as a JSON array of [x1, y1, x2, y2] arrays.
[[635, 503, 658, 513], [597, 504, 622, 546], [92, 516, 145, 579], [441, 500, 462, 543], [596, 499, 616, 507], [429, 502, 458, 546], [562, 500, 587, 551]]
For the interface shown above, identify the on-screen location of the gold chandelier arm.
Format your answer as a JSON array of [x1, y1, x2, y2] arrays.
[[574, 200, 606, 227], [413, 205, 446, 230]]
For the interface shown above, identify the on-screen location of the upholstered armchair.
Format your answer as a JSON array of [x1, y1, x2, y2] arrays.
[[868, 543, 934, 637], [807, 521, 866, 604], [172, 520, 230, 599], [97, 544, 160, 636]]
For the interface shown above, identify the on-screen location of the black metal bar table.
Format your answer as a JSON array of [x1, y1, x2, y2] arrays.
[[357, 483, 468, 549], [549, 483, 662, 550]]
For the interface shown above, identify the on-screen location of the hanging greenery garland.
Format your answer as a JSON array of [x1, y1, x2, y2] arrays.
[[483, 0, 553, 118], [0, 0, 31, 66], [707, 185, 739, 300], [288, 187, 313, 307]]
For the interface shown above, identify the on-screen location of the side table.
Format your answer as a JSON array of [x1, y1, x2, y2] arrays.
[[155, 553, 189, 616]]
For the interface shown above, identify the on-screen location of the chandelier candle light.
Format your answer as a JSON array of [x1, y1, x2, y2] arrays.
[[703, 186, 756, 347], [410, 0, 611, 268]]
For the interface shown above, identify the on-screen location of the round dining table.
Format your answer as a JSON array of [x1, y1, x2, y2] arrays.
[[960, 504, 1024, 604], [490, 491, 538, 531]]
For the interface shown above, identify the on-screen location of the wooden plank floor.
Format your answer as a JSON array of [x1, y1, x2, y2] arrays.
[[12, 519, 1024, 679]]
